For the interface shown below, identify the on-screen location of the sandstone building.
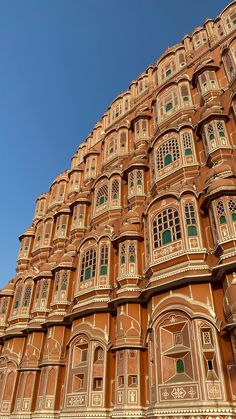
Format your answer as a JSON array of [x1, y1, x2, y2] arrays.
[[1, 2, 236, 418]]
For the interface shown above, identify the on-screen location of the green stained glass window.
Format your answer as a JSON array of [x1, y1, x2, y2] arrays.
[[100, 265, 107, 275], [209, 133, 215, 140], [121, 256, 125, 264], [184, 148, 192, 155], [137, 179, 142, 185], [220, 215, 226, 225], [232, 213, 236, 222], [85, 267, 91, 280], [99, 196, 105, 205], [188, 226, 197, 236], [219, 131, 225, 137], [164, 154, 172, 166], [129, 255, 135, 263], [162, 230, 172, 245], [166, 102, 173, 112], [176, 359, 185, 373], [166, 69, 172, 77]]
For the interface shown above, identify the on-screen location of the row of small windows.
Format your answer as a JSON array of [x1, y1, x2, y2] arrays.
[[152, 201, 198, 250], [79, 244, 109, 283]]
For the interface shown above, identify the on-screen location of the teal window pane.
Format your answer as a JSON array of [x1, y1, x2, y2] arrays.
[[176, 359, 185, 373], [137, 179, 142, 185], [209, 133, 215, 140], [188, 226, 197, 236], [85, 267, 91, 280], [183, 96, 189, 102], [112, 193, 118, 200], [232, 213, 236, 222], [130, 181, 134, 187], [184, 148, 192, 155], [61, 282, 67, 290], [99, 196, 105, 205], [162, 230, 172, 245], [164, 154, 172, 166], [165, 102, 173, 112], [219, 131, 225, 137], [220, 215, 226, 225], [129, 255, 135, 262], [121, 256, 125, 264], [100, 265, 107, 275], [166, 69, 172, 77]]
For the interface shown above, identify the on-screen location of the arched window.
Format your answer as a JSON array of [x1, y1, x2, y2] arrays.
[[182, 131, 193, 155], [198, 70, 218, 94], [0, 299, 7, 315], [204, 120, 229, 152], [61, 271, 68, 290], [94, 346, 104, 363], [176, 359, 185, 373], [153, 208, 181, 248], [23, 284, 32, 307], [128, 170, 144, 197], [128, 242, 136, 262], [180, 84, 189, 102], [13, 285, 22, 310], [111, 179, 119, 201], [156, 138, 180, 170], [216, 200, 226, 225], [228, 198, 236, 222], [223, 49, 236, 80], [100, 244, 109, 275], [80, 249, 97, 281], [41, 280, 48, 298], [120, 243, 126, 265], [166, 102, 173, 112], [185, 202, 198, 236], [96, 184, 108, 207]]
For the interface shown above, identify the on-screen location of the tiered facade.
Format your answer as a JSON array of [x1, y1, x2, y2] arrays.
[[1, 2, 236, 419]]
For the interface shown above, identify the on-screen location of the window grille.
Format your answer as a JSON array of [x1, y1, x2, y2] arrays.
[[185, 202, 197, 236], [216, 200, 226, 224], [100, 244, 108, 275], [96, 184, 108, 206], [80, 249, 96, 281], [153, 208, 181, 248], [156, 138, 180, 170]]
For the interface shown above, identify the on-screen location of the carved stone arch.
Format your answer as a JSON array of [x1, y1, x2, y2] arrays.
[[151, 127, 179, 149], [156, 80, 179, 99], [145, 193, 180, 217], [147, 295, 220, 338], [69, 323, 108, 346], [77, 236, 98, 253]]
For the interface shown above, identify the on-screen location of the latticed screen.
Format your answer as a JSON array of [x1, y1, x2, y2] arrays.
[[156, 138, 180, 170], [153, 208, 181, 248], [111, 179, 119, 199], [23, 284, 32, 307], [228, 198, 236, 221], [182, 132, 193, 155], [96, 184, 108, 206], [100, 245, 108, 275], [184, 202, 197, 236], [216, 200, 226, 224], [128, 242, 136, 262], [80, 249, 97, 281]]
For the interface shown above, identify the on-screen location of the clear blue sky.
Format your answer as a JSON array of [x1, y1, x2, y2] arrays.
[[0, 0, 230, 288]]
